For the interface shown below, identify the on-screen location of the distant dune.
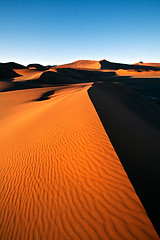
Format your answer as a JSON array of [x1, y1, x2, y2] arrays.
[[99, 59, 160, 71], [39, 70, 82, 84], [27, 63, 49, 71], [56, 59, 160, 71], [12, 68, 116, 87], [0, 65, 20, 79], [116, 69, 160, 78], [0, 62, 25, 69], [13, 68, 44, 82], [56, 60, 101, 69], [135, 62, 160, 68]]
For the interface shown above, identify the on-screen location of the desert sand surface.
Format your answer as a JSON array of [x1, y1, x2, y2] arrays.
[[0, 80, 159, 240], [0, 60, 160, 239]]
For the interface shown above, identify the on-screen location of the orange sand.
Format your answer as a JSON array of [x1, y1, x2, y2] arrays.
[[0, 83, 159, 239], [116, 69, 160, 78], [56, 60, 101, 69], [13, 69, 44, 82]]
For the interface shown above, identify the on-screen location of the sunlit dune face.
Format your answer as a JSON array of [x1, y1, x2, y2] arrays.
[[57, 60, 101, 69], [14, 68, 41, 76], [116, 69, 135, 76], [28, 67, 37, 69], [135, 62, 160, 68], [116, 69, 160, 78], [13, 69, 44, 82]]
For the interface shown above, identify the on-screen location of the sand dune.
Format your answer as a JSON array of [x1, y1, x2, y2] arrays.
[[27, 63, 49, 71], [56, 59, 160, 71], [0, 83, 159, 239], [13, 69, 44, 82], [116, 69, 160, 78], [99, 60, 160, 71], [0, 65, 20, 80], [13, 68, 116, 86], [38, 70, 82, 84], [0, 62, 25, 69], [135, 62, 160, 68], [56, 60, 101, 69]]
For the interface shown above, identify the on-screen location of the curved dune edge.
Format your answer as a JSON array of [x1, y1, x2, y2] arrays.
[[0, 83, 159, 239]]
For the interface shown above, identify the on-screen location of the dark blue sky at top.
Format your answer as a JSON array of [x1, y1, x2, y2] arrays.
[[0, 0, 160, 65]]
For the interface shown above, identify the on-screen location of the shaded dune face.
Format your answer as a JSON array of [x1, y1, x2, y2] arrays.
[[88, 82, 160, 235], [38, 68, 115, 84], [0, 62, 25, 69], [39, 70, 81, 84], [0, 66, 20, 79], [0, 83, 159, 239], [99, 60, 160, 71]]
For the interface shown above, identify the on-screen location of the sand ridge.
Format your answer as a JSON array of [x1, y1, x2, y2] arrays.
[[56, 60, 101, 69], [0, 83, 159, 239]]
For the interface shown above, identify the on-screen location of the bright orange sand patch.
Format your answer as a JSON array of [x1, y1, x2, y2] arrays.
[[116, 69, 160, 78], [0, 83, 159, 239], [13, 68, 44, 82]]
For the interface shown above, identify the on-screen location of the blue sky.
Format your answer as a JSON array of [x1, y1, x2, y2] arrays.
[[0, 0, 160, 65]]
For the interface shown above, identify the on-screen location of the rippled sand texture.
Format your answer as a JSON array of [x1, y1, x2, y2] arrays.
[[0, 83, 159, 239]]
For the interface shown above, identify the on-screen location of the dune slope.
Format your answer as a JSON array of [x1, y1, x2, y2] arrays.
[[0, 83, 159, 239], [88, 82, 160, 236]]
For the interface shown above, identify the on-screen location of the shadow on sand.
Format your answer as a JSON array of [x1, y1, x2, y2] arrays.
[[88, 81, 160, 236], [0, 68, 117, 93], [34, 90, 55, 101]]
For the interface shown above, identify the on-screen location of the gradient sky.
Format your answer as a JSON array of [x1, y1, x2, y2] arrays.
[[1, 0, 160, 65]]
